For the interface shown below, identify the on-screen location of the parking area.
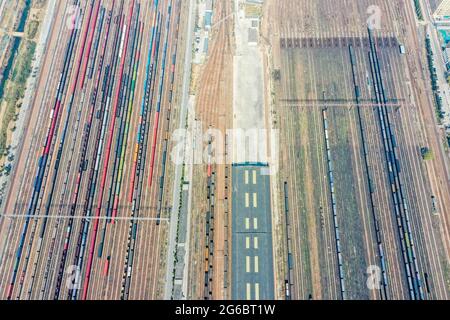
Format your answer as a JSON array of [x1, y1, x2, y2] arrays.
[[231, 163, 274, 300]]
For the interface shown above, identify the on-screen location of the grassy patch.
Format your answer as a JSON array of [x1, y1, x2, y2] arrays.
[[26, 20, 40, 39], [0, 40, 36, 156], [421, 147, 434, 161]]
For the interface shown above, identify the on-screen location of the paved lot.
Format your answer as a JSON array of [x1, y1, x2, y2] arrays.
[[232, 163, 274, 300]]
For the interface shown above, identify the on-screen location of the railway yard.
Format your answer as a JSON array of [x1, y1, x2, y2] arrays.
[[0, 0, 186, 299], [265, 0, 450, 300], [0, 0, 450, 301]]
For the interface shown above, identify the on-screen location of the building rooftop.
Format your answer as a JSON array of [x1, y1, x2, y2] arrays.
[[205, 0, 213, 12], [435, 0, 450, 20], [248, 28, 258, 44]]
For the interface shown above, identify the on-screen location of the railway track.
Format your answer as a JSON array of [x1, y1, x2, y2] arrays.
[[0, 0, 185, 300]]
